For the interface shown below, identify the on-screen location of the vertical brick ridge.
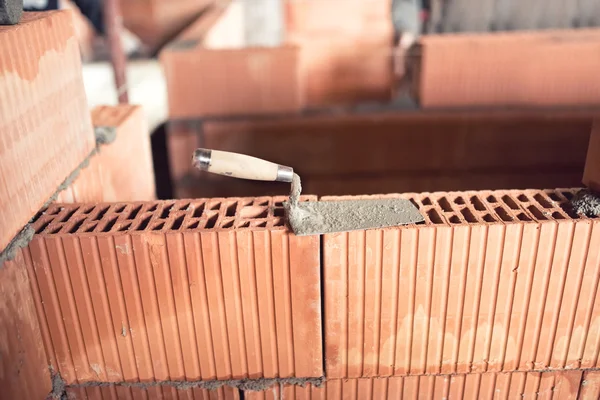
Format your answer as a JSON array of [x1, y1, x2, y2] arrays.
[[323, 188, 600, 378], [27, 196, 321, 384]]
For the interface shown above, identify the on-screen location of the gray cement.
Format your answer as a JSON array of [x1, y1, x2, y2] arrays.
[[572, 189, 600, 217], [0, 0, 22, 25], [60, 376, 324, 394], [94, 126, 117, 145]]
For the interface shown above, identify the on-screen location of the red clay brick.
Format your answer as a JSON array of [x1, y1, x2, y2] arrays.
[[0, 249, 52, 400], [285, 0, 394, 106], [161, 2, 301, 119], [245, 371, 582, 399], [66, 385, 240, 399], [581, 371, 600, 399], [414, 29, 600, 108], [56, 105, 156, 203], [121, 0, 213, 51], [323, 189, 600, 378], [583, 120, 600, 192], [25, 196, 322, 384], [0, 11, 95, 253]]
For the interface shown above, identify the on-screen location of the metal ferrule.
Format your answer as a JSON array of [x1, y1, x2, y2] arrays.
[[276, 165, 294, 182], [192, 148, 212, 170]]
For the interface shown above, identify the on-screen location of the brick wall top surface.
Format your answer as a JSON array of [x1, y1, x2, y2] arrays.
[[0, 10, 95, 252], [92, 104, 140, 128]]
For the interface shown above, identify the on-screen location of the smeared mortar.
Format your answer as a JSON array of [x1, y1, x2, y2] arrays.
[[571, 188, 600, 217], [284, 173, 424, 235]]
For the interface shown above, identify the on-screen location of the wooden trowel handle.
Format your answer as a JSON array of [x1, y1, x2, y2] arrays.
[[192, 148, 294, 182]]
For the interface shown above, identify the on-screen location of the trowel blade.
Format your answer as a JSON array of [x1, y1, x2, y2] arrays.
[[285, 198, 425, 236]]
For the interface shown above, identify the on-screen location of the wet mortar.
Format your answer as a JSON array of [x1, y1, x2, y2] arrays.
[[571, 188, 600, 217]]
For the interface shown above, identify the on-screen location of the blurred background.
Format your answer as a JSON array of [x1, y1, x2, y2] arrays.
[[69, 0, 600, 199]]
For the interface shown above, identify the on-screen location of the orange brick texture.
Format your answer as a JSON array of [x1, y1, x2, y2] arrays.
[[66, 385, 239, 399], [246, 371, 586, 400], [0, 249, 52, 399], [414, 29, 600, 108], [584, 120, 600, 192], [0, 11, 95, 253], [56, 105, 156, 203], [324, 189, 600, 378], [161, 3, 301, 119], [25, 196, 322, 385], [171, 111, 591, 198]]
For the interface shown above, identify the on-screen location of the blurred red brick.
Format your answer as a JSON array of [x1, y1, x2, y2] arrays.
[[56, 105, 156, 203], [413, 29, 600, 108], [0, 11, 95, 253], [161, 3, 301, 118], [121, 0, 214, 51]]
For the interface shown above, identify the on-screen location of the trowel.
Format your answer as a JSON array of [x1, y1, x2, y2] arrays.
[[192, 148, 424, 236]]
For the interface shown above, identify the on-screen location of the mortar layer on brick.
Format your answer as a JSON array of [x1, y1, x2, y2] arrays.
[[26, 196, 322, 385], [323, 188, 600, 378], [246, 370, 587, 400]]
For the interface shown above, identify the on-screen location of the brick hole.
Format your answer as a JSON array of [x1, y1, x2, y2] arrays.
[[274, 207, 285, 217], [421, 197, 432, 206], [552, 212, 565, 220], [460, 208, 478, 223], [94, 206, 110, 221], [426, 209, 444, 224], [147, 204, 158, 212], [409, 198, 420, 209], [136, 216, 152, 231], [236, 221, 251, 228], [171, 215, 185, 230], [274, 201, 284, 207], [85, 223, 98, 233], [240, 206, 269, 219], [516, 213, 532, 222], [449, 215, 461, 224], [160, 204, 174, 219], [454, 196, 465, 205], [470, 196, 486, 211], [193, 204, 205, 218], [257, 200, 269, 206], [273, 218, 285, 227], [486, 195, 497, 203], [548, 192, 562, 202], [561, 191, 574, 200], [102, 217, 118, 232], [533, 194, 553, 208], [178, 203, 190, 211], [221, 220, 234, 228], [483, 214, 496, 223], [82, 206, 95, 214], [128, 205, 142, 220], [517, 194, 529, 202], [501, 195, 520, 210], [152, 222, 165, 231], [560, 204, 580, 219], [60, 208, 79, 223], [115, 205, 126, 213], [36, 220, 52, 234], [205, 214, 218, 229], [31, 210, 45, 223], [209, 202, 221, 210], [438, 197, 453, 212], [527, 206, 547, 220], [49, 225, 63, 234], [494, 207, 513, 222], [118, 223, 131, 232], [226, 202, 237, 217], [253, 221, 267, 227], [187, 221, 200, 229], [68, 220, 86, 233]]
